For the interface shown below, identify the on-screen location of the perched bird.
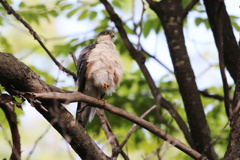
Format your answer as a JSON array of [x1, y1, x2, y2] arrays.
[[76, 30, 123, 128]]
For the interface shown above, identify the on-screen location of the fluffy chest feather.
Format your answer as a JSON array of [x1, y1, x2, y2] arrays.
[[85, 41, 123, 95]]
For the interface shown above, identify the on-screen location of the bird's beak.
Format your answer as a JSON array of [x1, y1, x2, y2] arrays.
[[111, 32, 115, 38]]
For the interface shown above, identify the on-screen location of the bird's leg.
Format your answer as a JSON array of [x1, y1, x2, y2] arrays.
[[100, 99, 107, 105], [102, 83, 109, 90]]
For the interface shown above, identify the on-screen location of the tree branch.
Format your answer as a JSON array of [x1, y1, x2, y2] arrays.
[[182, 0, 199, 19], [215, 3, 230, 118], [119, 105, 157, 149], [0, 0, 77, 81], [0, 52, 109, 160], [0, 102, 21, 160], [99, 0, 195, 149], [203, 0, 239, 82], [30, 91, 206, 159], [95, 109, 129, 160], [199, 90, 225, 101], [26, 125, 51, 160], [0, 52, 207, 159], [224, 25, 240, 160]]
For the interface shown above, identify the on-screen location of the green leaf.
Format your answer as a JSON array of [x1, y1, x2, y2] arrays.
[[0, 36, 12, 53], [102, 10, 109, 17], [0, 18, 3, 26], [14, 96, 23, 104], [203, 19, 210, 29], [60, 4, 73, 11], [232, 22, 240, 31], [195, 17, 203, 26], [112, 0, 122, 8], [6, 0, 13, 4], [78, 10, 89, 20], [49, 10, 58, 17], [89, 11, 97, 20], [123, 24, 134, 34], [0, 85, 4, 92], [19, 1, 26, 8], [181, 0, 192, 8], [153, 19, 162, 33], [28, 65, 56, 85], [143, 20, 152, 37], [66, 8, 79, 18], [230, 15, 238, 21]]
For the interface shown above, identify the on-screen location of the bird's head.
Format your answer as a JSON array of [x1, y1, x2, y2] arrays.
[[96, 30, 115, 43]]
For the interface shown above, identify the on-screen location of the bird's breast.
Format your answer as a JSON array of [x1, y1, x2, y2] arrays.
[[85, 42, 123, 95]]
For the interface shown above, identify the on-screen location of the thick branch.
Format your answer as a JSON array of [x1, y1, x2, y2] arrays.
[[224, 29, 240, 160], [147, 0, 217, 159], [99, 0, 195, 149], [31, 91, 207, 160], [215, 3, 230, 118], [0, 102, 21, 160], [0, 52, 109, 160], [203, 0, 238, 82], [0, 52, 207, 159]]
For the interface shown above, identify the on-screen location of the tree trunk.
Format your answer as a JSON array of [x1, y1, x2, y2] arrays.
[[203, 0, 239, 82], [147, 1, 217, 159]]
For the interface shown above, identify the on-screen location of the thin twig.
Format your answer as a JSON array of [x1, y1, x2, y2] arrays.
[[144, 146, 162, 160], [182, 0, 199, 19], [26, 125, 51, 160], [142, 48, 174, 74], [31, 91, 207, 160], [70, 52, 77, 68], [0, 123, 12, 147], [216, 3, 231, 118], [99, 0, 194, 149], [135, 0, 145, 49], [119, 105, 157, 149], [199, 90, 225, 101], [0, 0, 77, 81], [95, 109, 129, 160]]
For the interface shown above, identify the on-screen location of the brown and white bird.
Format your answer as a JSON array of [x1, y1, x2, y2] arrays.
[[76, 30, 123, 128]]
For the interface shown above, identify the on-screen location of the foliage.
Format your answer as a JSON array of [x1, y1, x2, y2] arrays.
[[0, 0, 239, 160]]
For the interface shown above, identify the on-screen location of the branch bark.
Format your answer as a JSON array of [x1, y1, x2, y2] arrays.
[[0, 52, 207, 160], [32, 91, 207, 160], [224, 31, 240, 160], [146, 0, 217, 159], [203, 0, 239, 82], [182, 0, 199, 18], [99, 0, 195, 149], [215, 2, 231, 118], [202, 0, 239, 158], [95, 109, 129, 160], [0, 0, 77, 81], [0, 102, 21, 160], [0, 52, 110, 160]]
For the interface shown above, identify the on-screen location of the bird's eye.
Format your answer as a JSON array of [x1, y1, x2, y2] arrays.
[[104, 32, 108, 35]]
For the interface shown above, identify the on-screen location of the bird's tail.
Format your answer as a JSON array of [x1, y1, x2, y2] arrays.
[[76, 88, 102, 128], [76, 102, 94, 128]]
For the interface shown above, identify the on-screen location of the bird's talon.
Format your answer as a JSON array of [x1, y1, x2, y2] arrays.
[[102, 83, 109, 90], [100, 99, 107, 105]]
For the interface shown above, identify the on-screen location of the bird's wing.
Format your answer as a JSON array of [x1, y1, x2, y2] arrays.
[[77, 43, 96, 92], [76, 43, 97, 127]]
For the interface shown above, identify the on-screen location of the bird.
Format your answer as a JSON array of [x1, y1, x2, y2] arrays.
[[76, 30, 123, 128]]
